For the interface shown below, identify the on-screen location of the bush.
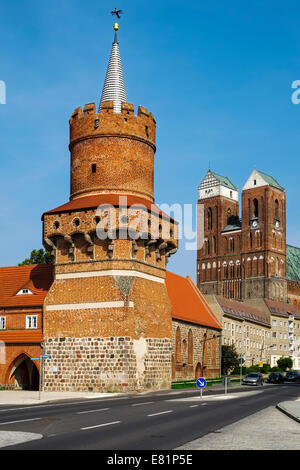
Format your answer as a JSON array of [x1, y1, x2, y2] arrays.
[[277, 357, 293, 372], [261, 363, 271, 374], [247, 365, 261, 373], [231, 366, 247, 375], [270, 366, 283, 372]]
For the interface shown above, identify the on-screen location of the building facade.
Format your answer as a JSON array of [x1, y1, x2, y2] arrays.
[[198, 169, 300, 370]]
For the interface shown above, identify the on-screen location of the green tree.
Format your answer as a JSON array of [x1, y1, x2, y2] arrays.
[[19, 249, 52, 266], [277, 357, 293, 371], [221, 344, 239, 375]]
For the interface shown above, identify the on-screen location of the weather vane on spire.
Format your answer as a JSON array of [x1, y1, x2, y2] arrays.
[[111, 8, 123, 19]]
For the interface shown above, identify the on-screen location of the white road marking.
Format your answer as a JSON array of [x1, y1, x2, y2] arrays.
[[131, 402, 154, 407], [189, 405, 199, 408], [81, 421, 121, 431], [148, 410, 173, 417], [77, 408, 110, 415], [0, 418, 41, 426]]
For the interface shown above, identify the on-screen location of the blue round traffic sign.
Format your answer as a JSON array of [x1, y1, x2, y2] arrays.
[[196, 377, 207, 389]]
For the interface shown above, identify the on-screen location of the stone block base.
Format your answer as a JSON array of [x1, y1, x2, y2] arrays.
[[43, 336, 172, 392]]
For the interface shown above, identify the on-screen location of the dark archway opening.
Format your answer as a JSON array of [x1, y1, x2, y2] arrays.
[[10, 355, 39, 391]]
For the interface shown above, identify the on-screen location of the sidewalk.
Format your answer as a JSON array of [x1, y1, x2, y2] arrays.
[[276, 399, 300, 423], [0, 390, 123, 405], [177, 399, 300, 450]]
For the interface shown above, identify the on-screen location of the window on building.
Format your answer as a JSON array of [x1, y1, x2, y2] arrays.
[[0, 317, 5, 330], [272, 332, 276, 338], [17, 289, 33, 295], [272, 320, 277, 327], [26, 315, 38, 329], [91, 163, 97, 174]]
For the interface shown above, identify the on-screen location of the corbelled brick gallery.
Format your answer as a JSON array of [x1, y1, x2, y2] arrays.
[[0, 24, 222, 392]]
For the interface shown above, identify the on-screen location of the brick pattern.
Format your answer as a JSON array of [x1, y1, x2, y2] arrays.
[[172, 320, 220, 381], [69, 102, 156, 202]]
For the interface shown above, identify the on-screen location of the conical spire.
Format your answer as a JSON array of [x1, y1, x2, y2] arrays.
[[99, 23, 127, 113]]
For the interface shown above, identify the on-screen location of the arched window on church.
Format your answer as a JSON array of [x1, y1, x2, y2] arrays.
[[175, 327, 181, 363], [207, 239, 211, 255], [213, 236, 217, 254], [249, 232, 253, 249], [230, 262, 235, 279], [188, 329, 193, 364], [275, 199, 279, 219], [253, 198, 259, 218], [230, 238, 234, 253], [207, 207, 213, 231], [212, 335, 217, 367]]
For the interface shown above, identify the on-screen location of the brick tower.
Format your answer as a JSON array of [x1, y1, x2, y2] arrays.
[[41, 24, 178, 392], [197, 170, 241, 298], [241, 169, 287, 301]]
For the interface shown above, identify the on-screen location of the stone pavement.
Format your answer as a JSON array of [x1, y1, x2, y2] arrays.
[[177, 399, 300, 450]]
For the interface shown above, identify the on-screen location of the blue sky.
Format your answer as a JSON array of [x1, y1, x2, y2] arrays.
[[0, 0, 300, 280]]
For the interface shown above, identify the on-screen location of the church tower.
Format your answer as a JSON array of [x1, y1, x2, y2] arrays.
[[197, 170, 241, 298], [41, 24, 178, 392], [241, 169, 287, 301]]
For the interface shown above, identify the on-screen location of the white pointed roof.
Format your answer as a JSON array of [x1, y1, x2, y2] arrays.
[[99, 31, 127, 114], [243, 169, 284, 191]]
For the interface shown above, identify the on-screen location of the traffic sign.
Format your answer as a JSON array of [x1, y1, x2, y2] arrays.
[[196, 377, 207, 389], [41, 355, 51, 359], [30, 357, 40, 361], [239, 355, 245, 365]]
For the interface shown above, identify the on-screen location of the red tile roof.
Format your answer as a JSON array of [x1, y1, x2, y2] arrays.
[[264, 299, 300, 319], [42, 194, 176, 223], [216, 296, 270, 327], [0, 265, 53, 308], [166, 272, 222, 329]]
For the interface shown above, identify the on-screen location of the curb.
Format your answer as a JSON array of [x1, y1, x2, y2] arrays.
[[276, 402, 300, 424]]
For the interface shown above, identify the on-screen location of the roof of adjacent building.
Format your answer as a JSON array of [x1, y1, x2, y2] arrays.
[[42, 194, 176, 223], [0, 265, 53, 308], [286, 245, 300, 282], [216, 296, 270, 327], [166, 272, 222, 330], [256, 170, 285, 191], [264, 299, 300, 319]]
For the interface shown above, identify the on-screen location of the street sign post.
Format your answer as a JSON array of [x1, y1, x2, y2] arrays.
[[222, 376, 230, 395], [239, 354, 245, 385], [31, 355, 51, 400], [196, 377, 207, 399]]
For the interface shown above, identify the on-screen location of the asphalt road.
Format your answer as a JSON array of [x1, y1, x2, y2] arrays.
[[0, 383, 299, 450]]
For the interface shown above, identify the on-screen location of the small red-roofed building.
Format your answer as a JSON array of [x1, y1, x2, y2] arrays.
[[0, 265, 53, 389], [166, 272, 222, 380]]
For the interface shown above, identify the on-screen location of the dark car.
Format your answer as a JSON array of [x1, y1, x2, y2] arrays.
[[242, 372, 264, 386], [284, 371, 300, 383], [267, 372, 285, 384]]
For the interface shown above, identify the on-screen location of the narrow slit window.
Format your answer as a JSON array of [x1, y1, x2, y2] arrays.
[[92, 164, 97, 174]]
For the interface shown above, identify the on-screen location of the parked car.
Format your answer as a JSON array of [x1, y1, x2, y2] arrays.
[[242, 372, 264, 386], [266, 372, 285, 384], [284, 371, 300, 383]]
